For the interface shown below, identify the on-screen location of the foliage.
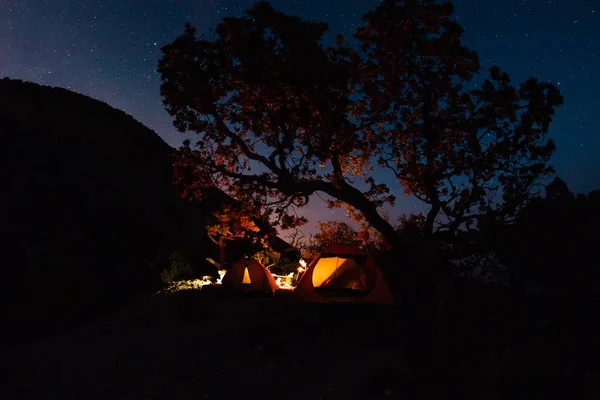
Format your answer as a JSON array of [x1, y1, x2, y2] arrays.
[[357, 225, 388, 254], [276, 256, 301, 275], [476, 178, 600, 385], [160, 250, 194, 283], [252, 246, 281, 267], [203, 201, 276, 267], [252, 245, 297, 275], [499, 177, 600, 291], [392, 177, 600, 391], [298, 220, 387, 260], [206, 204, 263, 243], [395, 213, 426, 242], [354, 1, 563, 235], [297, 220, 355, 260], [313, 220, 362, 249], [159, 0, 562, 244], [206, 204, 257, 244]]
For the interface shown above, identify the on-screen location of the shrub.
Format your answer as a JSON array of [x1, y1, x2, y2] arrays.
[[160, 250, 193, 283]]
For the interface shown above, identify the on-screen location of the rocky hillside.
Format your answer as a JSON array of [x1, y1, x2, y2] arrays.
[[0, 78, 224, 340]]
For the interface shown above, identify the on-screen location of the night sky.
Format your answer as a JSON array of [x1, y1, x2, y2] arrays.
[[1, 0, 598, 233]]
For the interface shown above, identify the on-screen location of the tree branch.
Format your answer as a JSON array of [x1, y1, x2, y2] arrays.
[[212, 111, 282, 174]]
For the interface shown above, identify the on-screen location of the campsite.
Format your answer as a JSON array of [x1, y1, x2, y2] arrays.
[[3, 241, 598, 399], [1, 0, 599, 398], [2, 250, 405, 400]]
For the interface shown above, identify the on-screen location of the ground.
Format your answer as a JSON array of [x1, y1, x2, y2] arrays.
[[1, 287, 408, 400], [6, 286, 596, 399]]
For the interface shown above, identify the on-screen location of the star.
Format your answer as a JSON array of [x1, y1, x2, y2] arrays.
[[0, 0, 597, 229]]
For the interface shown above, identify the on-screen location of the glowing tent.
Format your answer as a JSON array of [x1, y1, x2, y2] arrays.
[[294, 244, 394, 305], [221, 258, 279, 295]]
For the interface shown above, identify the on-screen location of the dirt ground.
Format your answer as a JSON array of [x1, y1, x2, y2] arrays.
[[1, 287, 409, 400]]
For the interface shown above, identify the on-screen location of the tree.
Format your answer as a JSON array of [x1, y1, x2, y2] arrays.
[[544, 176, 574, 204], [309, 220, 362, 255], [490, 179, 600, 385], [396, 213, 426, 239], [285, 227, 307, 250], [158, 0, 562, 248], [353, 0, 563, 235], [252, 246, 280, 267], [298, 220, 386, 260], [205, 203, 267, 267], [160, 250, 194, 283]]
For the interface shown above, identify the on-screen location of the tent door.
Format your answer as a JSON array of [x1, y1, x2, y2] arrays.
[[242, 266, 252, 285]]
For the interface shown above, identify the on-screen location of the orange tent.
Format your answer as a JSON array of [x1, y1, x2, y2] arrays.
[[221, 258, 279, 295], [294, 244, 394, 305]]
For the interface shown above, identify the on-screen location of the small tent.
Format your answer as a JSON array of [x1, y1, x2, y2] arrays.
[[294, 244, 394, 305], [221, 258, 279, 295]]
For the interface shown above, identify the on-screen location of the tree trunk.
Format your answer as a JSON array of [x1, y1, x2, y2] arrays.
[[425, 202, 440, 237], [322, 180, 400, 246], [448, 218, 463, 236], [219, 241, 226, 268]]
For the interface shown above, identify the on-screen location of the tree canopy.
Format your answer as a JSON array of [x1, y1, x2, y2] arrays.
[[158, 0, 562, 245]]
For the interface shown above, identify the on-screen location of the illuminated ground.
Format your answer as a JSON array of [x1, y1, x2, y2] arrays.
[[1, 286, 404, 399]]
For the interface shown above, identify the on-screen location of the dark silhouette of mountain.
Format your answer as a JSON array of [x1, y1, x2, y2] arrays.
[[0, 78, 232, 342]]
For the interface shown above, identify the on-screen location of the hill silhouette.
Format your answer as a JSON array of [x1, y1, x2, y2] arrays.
[[0, 78, 242, 342]]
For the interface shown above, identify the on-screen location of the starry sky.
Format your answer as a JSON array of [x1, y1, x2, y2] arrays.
[[1, 0, 598, 234]]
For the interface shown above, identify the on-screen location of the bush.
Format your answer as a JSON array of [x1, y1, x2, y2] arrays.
[[160, 250, 193, 283]]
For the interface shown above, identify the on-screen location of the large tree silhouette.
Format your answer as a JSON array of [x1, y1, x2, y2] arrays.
[[158, 0, 562, 244], [354, 1, 562, 235]]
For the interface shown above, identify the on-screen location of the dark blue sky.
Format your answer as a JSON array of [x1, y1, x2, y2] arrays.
[[1, 0, 598, 233]]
